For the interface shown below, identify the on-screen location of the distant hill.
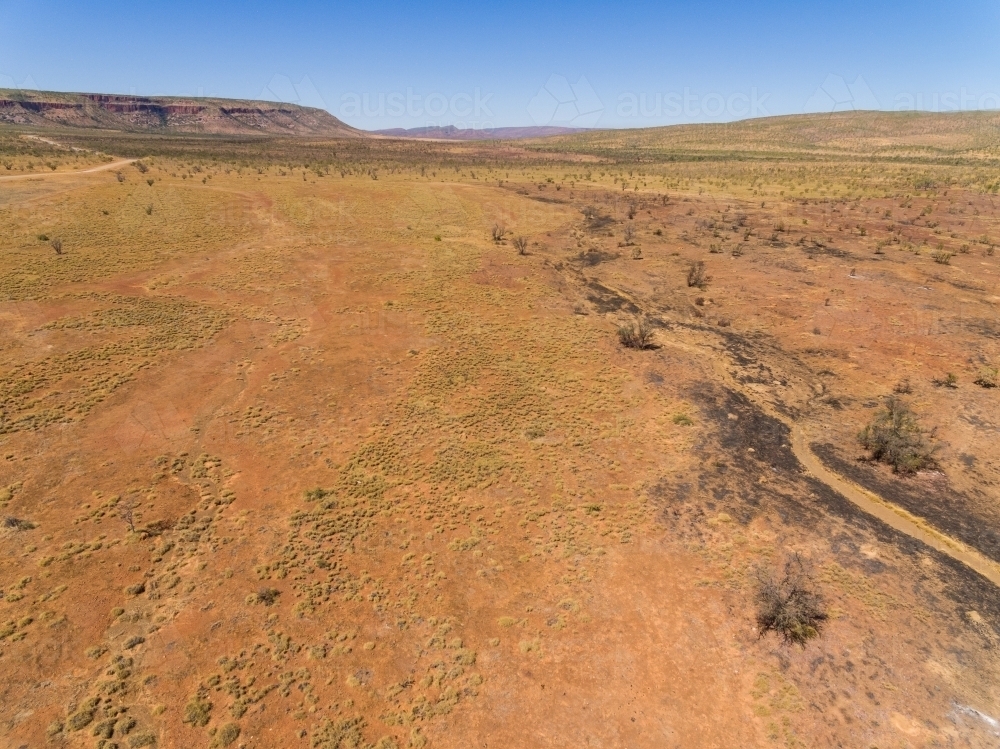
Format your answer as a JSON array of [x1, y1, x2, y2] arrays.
[[0, 89, 362, 137], [530, 110, 1000, 158], [374, 125, 589, 140]]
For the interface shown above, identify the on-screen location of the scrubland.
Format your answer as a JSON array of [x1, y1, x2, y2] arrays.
[[2, 112, 1000, 748]]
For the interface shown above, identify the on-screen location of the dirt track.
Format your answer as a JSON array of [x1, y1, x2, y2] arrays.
[[0, 157, 136, 181], [569, 272, 1000, 590]]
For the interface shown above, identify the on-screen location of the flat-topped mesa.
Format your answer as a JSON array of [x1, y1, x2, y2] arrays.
[[0, 88, 363, 137]]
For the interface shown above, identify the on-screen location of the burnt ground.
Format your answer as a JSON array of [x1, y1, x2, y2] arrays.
[[685, 385, 1000, 636], [814, 442, 1000, 565]]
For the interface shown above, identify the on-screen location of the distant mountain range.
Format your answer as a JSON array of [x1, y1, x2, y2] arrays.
[[0, 89, 361, 137], [373, 125, 591, 140]]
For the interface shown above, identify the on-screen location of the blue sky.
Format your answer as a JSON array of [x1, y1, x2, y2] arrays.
[[1, 0, 998, 130]]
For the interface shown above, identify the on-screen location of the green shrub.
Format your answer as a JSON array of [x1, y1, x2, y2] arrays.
[[130, 731, 157, 747], [67, 698, 101, 731], [974, 366, 998, 388], [183, 693, 212, 727], [858, 397, 936, 474], [213, 723, 241, 747]]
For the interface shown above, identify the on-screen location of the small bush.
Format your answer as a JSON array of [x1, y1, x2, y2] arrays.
[[253, 587, 280, 606], [51, 238, 63, 255], [686, 260, 709, 288], [67, 698, 101, 731], [213, 723, 241, 747], [490, 223, 505, 242], [512, 236, 528, 255], [932, 250, 952, 265], [974, 366, 998, 388], [932, 372, 958, 389], [622, 224, 635, 245], [3, 516, 35, 530], [618, 319, 654, 349], [183, 693, 212, 727], [858, 396, 936, 474], [129, 731, 157, 748], [755, 555, 827, 645], [304, 487, 333, 502]]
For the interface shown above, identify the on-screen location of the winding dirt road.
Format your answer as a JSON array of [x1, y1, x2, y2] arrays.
[[652, 321, 1000, 587], [0, 158, 137, 182], [790, 425, 1000, 586]]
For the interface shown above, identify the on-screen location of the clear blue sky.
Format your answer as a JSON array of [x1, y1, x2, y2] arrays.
[[1, 0, 998, 130]]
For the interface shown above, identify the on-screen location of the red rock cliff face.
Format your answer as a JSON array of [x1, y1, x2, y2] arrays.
[[83, 95, 206, 115], [0, 99, 82, 111], [0, 89, 362, 136]]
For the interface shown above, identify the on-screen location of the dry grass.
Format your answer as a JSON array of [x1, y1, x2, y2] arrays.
[[1, 115, 1000, 749]]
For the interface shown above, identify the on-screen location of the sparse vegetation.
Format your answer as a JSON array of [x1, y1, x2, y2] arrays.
[[755, 555, 827, 645], [253, 587, 281, 606], [858, 397, 936, 474], [2, 516, 35, 530], [119, 497, 138, 533], [617, 319, 654, 349], [2, 107, 1000, 749], [686, 260, 709, 288], [932, 372, 958, 389], [183, 692, 212, 727], [213, 722, 241, 747], [974, 366, 998, 388]]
